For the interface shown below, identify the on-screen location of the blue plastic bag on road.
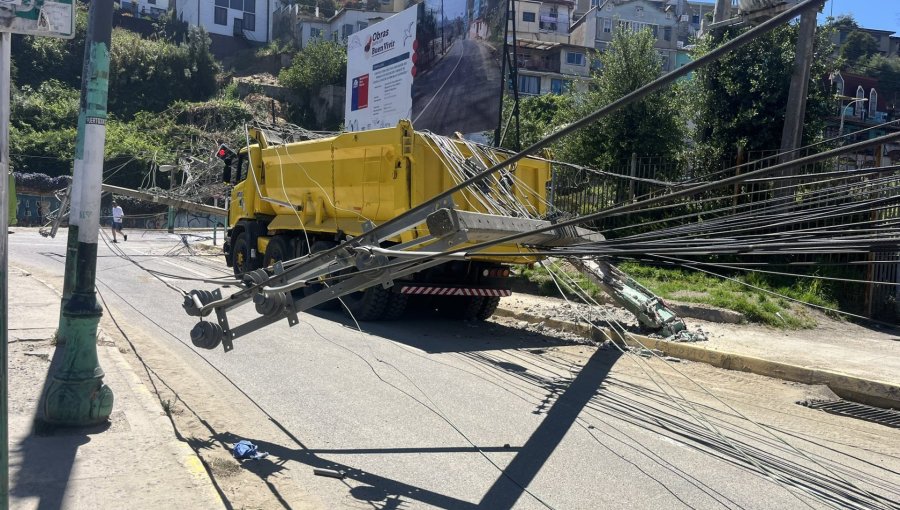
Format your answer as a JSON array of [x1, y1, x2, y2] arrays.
[[232, 440, 269, 460]]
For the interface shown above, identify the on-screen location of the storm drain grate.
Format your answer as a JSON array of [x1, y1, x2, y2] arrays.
[[800, 400, 900, 429]]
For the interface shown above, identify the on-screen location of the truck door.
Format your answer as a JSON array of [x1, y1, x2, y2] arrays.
[[229, 154, 255, 226]]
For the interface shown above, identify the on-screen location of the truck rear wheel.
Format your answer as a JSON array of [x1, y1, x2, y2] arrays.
[[477, 296, 501, 321], [438, 296, 486, 321], [342, 284, 390, 321], [231, 232, 253, 278], [382, 292, 408, 320], [263, 235, 290, 268]]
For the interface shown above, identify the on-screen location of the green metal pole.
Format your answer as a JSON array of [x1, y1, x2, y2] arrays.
[[56, 227, 78, 345], [43, 0, 114, 426]]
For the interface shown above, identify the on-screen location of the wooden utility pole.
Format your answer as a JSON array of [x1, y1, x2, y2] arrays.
[[779, 3, 821, 163], [713, 0, 730, 23]]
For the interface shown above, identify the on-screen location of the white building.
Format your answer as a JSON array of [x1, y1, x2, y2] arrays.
[[121, 0, 169, 18], [274, 5, 397, 49], [176, 0, 282, 44]]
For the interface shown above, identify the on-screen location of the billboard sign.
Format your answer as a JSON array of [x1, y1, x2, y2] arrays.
[[345, 5, 418, 132], [346, 0, 503, 137], [0, 0, 76, 38]]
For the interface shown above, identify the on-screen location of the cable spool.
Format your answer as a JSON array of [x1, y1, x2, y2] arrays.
[[190, 321, 224, 349]]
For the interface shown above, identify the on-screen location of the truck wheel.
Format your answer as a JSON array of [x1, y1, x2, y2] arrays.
[[343, 284, 389, 321], [231, 232, 253, 278], [382, 292, 408, 320], [263, 235, 290, 268], [304, 240, 341, 310], [476, 296, 501, 321], [439, 296, 485, 321]]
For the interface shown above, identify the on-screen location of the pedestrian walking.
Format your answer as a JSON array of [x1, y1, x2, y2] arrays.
[[111, 201, 127, 243]]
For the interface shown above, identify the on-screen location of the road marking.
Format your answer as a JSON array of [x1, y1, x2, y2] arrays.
[[413, 41, 467, 124]]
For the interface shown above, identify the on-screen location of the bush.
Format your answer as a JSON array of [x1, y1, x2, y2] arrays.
[[14, 172, 72, 192]]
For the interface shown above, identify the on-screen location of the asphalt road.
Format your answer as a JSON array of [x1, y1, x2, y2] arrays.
[[412, 39, 502, 136], [9, 228, 900, 510]]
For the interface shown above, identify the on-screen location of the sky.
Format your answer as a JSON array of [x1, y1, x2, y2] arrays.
[[818, 0, 900, 33]]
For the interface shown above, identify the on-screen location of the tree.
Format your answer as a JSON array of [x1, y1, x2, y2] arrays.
[[840, 31, 880, 65], [558, 28, 684, 169], [279, 40, 347, 95], [685, 21, 834, 167], [497, 94, 572, 151], [856, 54, 900, 107], [108, 27, 220, 117], [278, 40, 347, 128]]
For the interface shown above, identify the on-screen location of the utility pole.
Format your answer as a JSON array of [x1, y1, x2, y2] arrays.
[[713, 0, 730, 23], [44, 0, 115, 426], [778, 2, 821, 164]]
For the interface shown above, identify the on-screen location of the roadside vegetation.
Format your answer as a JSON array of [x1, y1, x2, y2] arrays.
[[517, 261, 840, 329]]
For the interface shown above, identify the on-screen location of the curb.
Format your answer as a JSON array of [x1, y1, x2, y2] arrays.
[[495, 307, 900, 409]]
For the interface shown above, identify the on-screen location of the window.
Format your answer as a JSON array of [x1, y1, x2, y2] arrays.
[[310, 27, 322, 38], [342, 23, 354, 39], [617, 19, 658, 37], [230, 0, 242, 9], [357, 21, 367, 31], [691, 14, 700, 24], [214, 6, 227, 25], [666, 10, 672, 19], [664, 26, 671, 41], [635, 6, 643, 17], [566, 51, 584, 66], [148, 0, 156, 4], [215, 0, 227, 6], [244, 0, 255, 12], [870, 88, 878, 118], [659, 52, 669, 70], [523, 12, 535, 22], [519, 75, 540, 95], [244, 13, 255, 31], [603, 17, 611, 33], [856, 85, 865, 118], [550, 79, 571, 94]]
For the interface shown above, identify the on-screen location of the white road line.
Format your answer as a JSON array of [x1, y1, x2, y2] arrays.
[[412, 41, 467, 124]]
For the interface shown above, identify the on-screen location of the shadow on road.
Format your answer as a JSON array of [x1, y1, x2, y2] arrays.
[[214, 347, 622, 510], [10, 342, 109, 510], [308, 307, 579, 354]]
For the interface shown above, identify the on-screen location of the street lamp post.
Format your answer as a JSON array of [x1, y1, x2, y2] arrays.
[[837, 96, 868, 139]]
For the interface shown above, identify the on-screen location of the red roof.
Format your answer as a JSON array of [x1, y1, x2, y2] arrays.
[[836, 72, 889, 111]]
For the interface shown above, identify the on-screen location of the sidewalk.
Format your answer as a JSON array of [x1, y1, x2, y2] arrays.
[[7, 267, 221, 509], [496, 293, 900, 408]]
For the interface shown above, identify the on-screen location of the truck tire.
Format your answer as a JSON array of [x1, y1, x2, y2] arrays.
[[231, 232, 253, 278], [304, 240, 341, 311], [439, 296, 485, 321], [343, 284, 390, 321], [382, 292, 408, 320], [476, 296, 501, 321], [263, 235, 290, 268]]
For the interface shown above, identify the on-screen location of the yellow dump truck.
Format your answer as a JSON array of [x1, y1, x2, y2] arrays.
[[219, 121, 552, 321]]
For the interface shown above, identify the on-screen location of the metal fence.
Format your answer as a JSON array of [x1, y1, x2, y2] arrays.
[[549, 146, 899, 321]]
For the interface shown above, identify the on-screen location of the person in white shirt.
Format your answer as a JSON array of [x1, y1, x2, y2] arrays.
[[111, 201, 127, 243]]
